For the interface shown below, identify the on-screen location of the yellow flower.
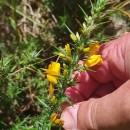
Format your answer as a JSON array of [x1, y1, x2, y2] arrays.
[[51, 95, 56, 104], [83, 42, 100, 56], [65, 44, 71, 56], [55, 119, 64, 126], [89, 42, 99, 55], [49, 83, 54, 97], [84, 55, 103, 67], [43, 62, 60, 84], [50, 113, 57, 123], [50, 113, 64, 126]]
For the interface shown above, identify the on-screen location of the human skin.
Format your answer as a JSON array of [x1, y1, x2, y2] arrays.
[[61, 32, 130, 130]]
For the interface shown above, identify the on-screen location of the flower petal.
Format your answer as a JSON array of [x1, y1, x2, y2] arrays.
[[47, 74, 58, 84], [84, 55, 103, 67], [49, 84, 54, 97]]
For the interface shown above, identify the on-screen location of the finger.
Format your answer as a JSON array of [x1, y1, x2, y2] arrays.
[[65, 80, 116, 103], [61, 104, 79, 129], [93, 81, 116, 97], [65, 70, 100, 103], [62, 79, 130, 130]]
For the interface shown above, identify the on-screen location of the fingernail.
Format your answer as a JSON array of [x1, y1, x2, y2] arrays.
[[61, 104, 79, 130]]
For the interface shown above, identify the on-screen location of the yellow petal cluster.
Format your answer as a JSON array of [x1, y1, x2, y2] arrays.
[[83, 42, 100, 56], [43, 62, 60, 84], [84, 55, 103, 67], [50, 113, 64, 126], [83, 42, 103, 67]]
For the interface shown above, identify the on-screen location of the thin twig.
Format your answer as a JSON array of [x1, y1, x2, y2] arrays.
[[118, 0, 130, 9], [32, 54, 59, 66], [112, 8, 130, 18]]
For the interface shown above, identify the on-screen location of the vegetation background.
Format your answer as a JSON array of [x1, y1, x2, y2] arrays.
[[0, 0, 130, 129]]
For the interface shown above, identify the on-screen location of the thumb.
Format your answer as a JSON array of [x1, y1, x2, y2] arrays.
[[61, 79, 130, 130]]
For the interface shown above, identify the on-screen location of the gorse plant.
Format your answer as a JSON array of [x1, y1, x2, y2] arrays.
[[37, 0, 109, 129], [0, 0, 129, 130]]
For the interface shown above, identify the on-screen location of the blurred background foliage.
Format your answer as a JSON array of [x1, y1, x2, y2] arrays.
[[0, 0, 130, 129]]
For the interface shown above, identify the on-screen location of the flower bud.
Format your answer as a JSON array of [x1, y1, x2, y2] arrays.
[[66, 56, 71, 62]]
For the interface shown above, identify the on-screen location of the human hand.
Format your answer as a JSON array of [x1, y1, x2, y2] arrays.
[[61, 33, 130, 130]]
